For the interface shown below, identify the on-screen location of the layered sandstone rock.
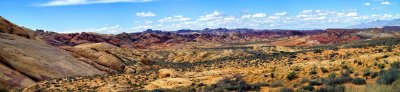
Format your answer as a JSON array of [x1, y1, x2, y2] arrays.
[[0, 33, 106, 89], [0, 16, 106, 90], [0, 62, 35, 90], [61, 43, 126, 71]]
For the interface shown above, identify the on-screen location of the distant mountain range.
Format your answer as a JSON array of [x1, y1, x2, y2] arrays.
[[349, 18, 400, 29]]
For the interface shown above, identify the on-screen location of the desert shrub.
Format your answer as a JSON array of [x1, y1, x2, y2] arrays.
[[341, 64, 348, 69], [363, 69, 372, 77], [325, 76, 352, 85], [251, 82, 268, 90], [287, 71, 297, 80], [346, 68, 354, 74], [354, 73, 360, 76], [378, 63, 385, 69], [309, 80, 322, 86], [391, 62, 400, 69], [309, 68, 317, 75], [270, 81, 283, 87], [378, 48, 384, 53], [388, 46, 393, 52], [292, 66, 302, 71], [352, 78, 367, 85], [355, 60, 363, 66], [316, 85, 345, 92], [198, 74, 266, 91], [279, 87, 294, 92], [320, 67, 329, 73], [371, 72, 379, 78], [314, 49, 323, 53], [328, 73, 336, 79], [302, 85, 314, 91], [377, 69, 400, 85]]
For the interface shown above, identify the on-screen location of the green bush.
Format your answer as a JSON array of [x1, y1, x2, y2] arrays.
[[287, 72, 297, 80], [252, 82, 268, 89], [352, 78, 367, 85], [391, 62, 400, 69], [309, 68, 317, 75], [328, 73, 336, 79], [363, 69, 372, 77], [320, 67, 329, 73], [377, 69, 400, 85], [309, 80, 322, 86], [378, 63, 386, 69], [341, 64, 348, 69], [371, 72, 379, 78], [292, 66, 302, 71], [302, 85, 314, 91], [346, 68, 354, 74], [325, 76, 352, 85]]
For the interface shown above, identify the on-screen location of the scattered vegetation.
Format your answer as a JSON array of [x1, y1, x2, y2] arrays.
[[320, 67, 329, 73], [352, 78, 367, 85], [287, 71, 297, 80]]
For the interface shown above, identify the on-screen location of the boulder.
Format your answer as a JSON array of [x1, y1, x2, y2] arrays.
[[139, 55, 153, 65], [158, 69, 180, 78]]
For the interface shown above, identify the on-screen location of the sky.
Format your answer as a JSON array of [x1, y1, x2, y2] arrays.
[[0, 0, 399, 34]]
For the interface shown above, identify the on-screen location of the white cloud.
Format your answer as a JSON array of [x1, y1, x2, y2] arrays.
[[252, 13, 266, 18], [62, 25, 122, 34], [158, 15, 191, 22], [364, 3, 371, 6], [346, 12, 358, 17], [129, 10, 400, 32], [381, 1, 391, 5], [274, 12, 287, 16], [39, 0, 155, 6], [199, 11, 224, 21], [136, 12, 156, 17], [241, 15, 252, 19]]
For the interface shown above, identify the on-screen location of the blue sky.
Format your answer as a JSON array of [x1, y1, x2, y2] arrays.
[[0, 0, 399, 33]]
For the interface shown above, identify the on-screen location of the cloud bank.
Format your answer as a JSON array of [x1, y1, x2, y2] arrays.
[[131, 10, 400, 32]]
